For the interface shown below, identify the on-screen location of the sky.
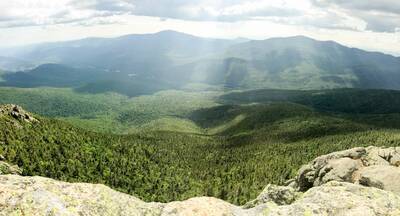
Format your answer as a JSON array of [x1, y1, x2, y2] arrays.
[[0, 0, 399, 56]]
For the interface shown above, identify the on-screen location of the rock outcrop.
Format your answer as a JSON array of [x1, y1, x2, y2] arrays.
[[358, 165, 400, 194], [0, 104, 38, 123], [0, 157, 22, 175], [294, 146, 400, 192], [243, 184, 300, 208], [1, 146, 400, 215]]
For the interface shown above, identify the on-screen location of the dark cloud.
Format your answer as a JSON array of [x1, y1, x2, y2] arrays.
[[1, 0, 399, 33], [272, 9, 363, 32], [312, 0, 400, 32], [313, 0, 400, 14], [72, 0, 302, 22], [215, 8, 301, 22], [358, 12, 400, 32]]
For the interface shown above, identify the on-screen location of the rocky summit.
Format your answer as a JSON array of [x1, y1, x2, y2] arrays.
[[1, 146, 400, 216], [0, 104, 38, 123]]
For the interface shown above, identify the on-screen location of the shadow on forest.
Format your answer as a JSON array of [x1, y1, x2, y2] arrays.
[[188, 102, 385, 149]]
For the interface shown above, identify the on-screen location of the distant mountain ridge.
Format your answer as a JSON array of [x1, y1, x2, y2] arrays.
[[4, 30, 236, 70], [222, 35, 400, 89], [1, 31, 400, 95], [0, 64, 111, 88]]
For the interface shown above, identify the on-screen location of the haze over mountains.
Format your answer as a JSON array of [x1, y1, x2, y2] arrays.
[[2, 30, 400, 216], [0, 56, 34, 71], [1, 30, 400, 96], [2, 0, 400, 213]]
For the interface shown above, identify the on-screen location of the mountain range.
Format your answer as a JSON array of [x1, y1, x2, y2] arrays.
[[2, 30, 400, 212], [1, 30, 400, 96]]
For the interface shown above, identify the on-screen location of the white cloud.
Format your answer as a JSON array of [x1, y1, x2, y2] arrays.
[[0, 0, 128, 28], [0, 0, 398, 33], [0, 0, 307, 27], [0, 0, 399, 55]]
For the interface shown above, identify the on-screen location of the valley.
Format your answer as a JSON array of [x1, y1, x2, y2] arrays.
[[2, 87, 400, 205], [1, 31, 400, 208], [2, 0, 400, 214]]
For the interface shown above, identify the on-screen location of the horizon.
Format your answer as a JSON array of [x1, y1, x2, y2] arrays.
[[1, 30, 399, 57]]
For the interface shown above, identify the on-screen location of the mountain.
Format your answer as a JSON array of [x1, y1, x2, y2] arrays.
[[5, 30, 236, 73], [0, 63, 176, 96], [221, 88, 400, 114], [0, 64, 110, 88], [2, 31, 400, 96], [169, 35, 400, 89], [218, 36, 400, 89]]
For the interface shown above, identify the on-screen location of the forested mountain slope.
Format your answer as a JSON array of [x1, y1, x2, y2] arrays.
[[2, 31, 400, 96], [2, 101, 400, 205]]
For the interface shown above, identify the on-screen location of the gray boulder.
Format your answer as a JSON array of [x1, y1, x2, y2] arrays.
[[269, 181, 400, 216], [296, 146, 400, 193], [359, 165, 400, 194], [0, 104, 38, 123], [296, 147, 366, 191], [0, 161, 22, 175], [364, 146, 400, 166], [315, 157, 361, 186], [243, 184, 301, 208]]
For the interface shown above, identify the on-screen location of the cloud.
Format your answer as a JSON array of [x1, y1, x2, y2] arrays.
[[0, 0, 127, 28], [70, 0, 135, 12], [0, 0, 307, 28], [272, 9, 365, 31], [70, 0, 303, 22], [312, 0, 400, 32], [355, 11, 400, 32], [0, 0, 398, 33], [312, 0, 400, 14]]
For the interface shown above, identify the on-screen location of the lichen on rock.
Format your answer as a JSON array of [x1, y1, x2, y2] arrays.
[[243, 184, 301, 208], [268, 181, 400, 216]]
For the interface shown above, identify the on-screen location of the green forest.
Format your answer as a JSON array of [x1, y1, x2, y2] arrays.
[[2, 87, 400, 205]]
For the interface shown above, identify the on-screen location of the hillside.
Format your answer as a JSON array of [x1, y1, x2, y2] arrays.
[[3, 31, 235, 73], [2, 101, 400, 205], [0, 88, 219, 133], [2, 146, 400, 215], [0, 64, 110, 88], [221, 88, 400, 114], [1, 31, 400, 97], [222, 36, 400, 89], [4, 87, 400, 133]]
